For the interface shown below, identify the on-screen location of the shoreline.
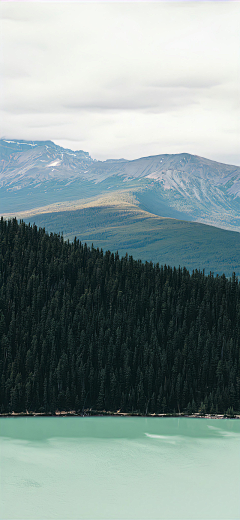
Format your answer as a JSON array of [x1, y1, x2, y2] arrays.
[[0, 410, 239, 419]]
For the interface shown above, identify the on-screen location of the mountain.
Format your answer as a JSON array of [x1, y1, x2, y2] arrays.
[[1, 139, 240, 231], [1, 218, 239, 415], [25, 205, 240, 278], [0, 139, 92, 186], [1, 138, 240, 277]]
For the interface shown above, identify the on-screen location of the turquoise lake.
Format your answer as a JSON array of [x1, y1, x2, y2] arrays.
[[0, 417, 239, 519]]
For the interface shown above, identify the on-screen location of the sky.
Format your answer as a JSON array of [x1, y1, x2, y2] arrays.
[[0, 1, 239, 164]]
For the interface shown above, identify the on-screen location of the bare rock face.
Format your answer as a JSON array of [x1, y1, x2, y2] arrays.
[[1, 139, 240, 231], [0, 139, 93, 187]]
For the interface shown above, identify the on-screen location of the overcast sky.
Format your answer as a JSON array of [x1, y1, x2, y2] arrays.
[[1, 1, 239, 164]]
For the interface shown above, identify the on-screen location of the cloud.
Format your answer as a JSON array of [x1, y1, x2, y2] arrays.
[[63, 87, 200, 113], [0, 1, 239, 164]]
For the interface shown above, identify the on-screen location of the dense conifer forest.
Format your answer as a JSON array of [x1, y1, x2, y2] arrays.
[[0, 218, 239, 415]]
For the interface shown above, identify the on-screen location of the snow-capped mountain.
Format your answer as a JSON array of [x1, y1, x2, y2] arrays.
[[0, 139, 93, 187], [1, 139, 240, 231]]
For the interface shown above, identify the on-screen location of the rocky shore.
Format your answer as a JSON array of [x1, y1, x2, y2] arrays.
[[0, 410, 239, 419]]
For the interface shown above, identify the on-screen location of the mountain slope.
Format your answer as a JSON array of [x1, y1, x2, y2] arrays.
[[1, 139, 240, 231], [1, 218, 239, 415], [23, 204, 240, 277]]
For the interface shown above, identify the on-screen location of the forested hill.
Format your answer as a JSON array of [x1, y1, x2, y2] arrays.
[[0, 218, 239, 415]]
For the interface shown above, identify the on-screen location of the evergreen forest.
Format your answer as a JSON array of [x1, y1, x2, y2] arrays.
[[0, 218, 239, 415]]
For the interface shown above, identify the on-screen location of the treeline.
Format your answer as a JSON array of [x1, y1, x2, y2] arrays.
[[0, 218, 239, 415]]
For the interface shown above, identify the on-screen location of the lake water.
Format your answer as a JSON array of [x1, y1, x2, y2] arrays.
[[0, 417, 239, 519]]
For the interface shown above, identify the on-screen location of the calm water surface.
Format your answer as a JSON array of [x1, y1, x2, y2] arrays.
[[0, 417, 239, 519]]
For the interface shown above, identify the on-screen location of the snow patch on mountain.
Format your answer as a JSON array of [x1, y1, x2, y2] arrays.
[[47, 159, 62, 167]]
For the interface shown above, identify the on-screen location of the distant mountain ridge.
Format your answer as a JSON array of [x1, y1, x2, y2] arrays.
[[0, 139, 92, 187], [1, 138, 240, 231]]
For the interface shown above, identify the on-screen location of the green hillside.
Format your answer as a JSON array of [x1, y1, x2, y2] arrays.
[[25, 205, 240, 277], [1, 218, 239, 415]]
